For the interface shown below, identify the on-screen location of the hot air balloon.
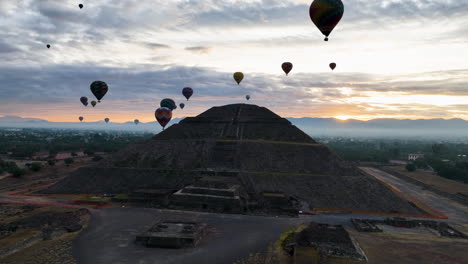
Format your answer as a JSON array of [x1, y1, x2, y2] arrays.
[[155, 107, 172, 130], [80, 96, 88, 106], [182, 87, 193, 101], [104, 118, 109, 123], [91, 100, 97, 107], [233, 72, 244, 85], [79, 116, 84, 122], [160, 98, 177, 110], [90, 81, 108, 102], [329, 63, 336, 70], [134, 119, 139, 125], [246, 95, 250, 101], [46, 44, 50, 49], [282, 62, 293, 75], [309, 0, 344, 41], [180, 103, 185, 109], [79, 4, 83, 9]]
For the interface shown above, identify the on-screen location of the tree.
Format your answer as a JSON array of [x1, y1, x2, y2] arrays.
[[47, 160, 56, 166], [30, 162, 42, 172], [84, 149, 95, 156], [64, 158, 74, 166], [11, 168, 26, 178], [406, 163, 416, 172]]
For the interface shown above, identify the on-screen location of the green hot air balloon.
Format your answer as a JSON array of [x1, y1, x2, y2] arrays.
[[90, 80, 108, 102], [91, 101, 97, 107], [233, 72, 244, 85], [309, 0, 344, 41], [160, 98, 177, 110]]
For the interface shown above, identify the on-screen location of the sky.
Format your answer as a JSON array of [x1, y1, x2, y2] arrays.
[[0, 0, 467, 123]]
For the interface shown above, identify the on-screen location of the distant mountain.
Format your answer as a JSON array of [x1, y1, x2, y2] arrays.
[[287, 117, 468, 138], [1, 114, 468, 138]]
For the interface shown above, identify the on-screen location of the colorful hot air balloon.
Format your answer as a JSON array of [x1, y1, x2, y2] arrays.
[[155, 107, 172, 130], [160, 98, 177, 110], [90, 81, 108, 102], [180, 103, 185, 109], [79, 116, 84, 122], [246, 95, 250, 101], [134, 119, 139, 125], [80, 96, 88, 106], [79, 4, 83, 9], [104, 118, 109, 123], [233, 72, 244, 85], [91, 100, 97, 107], [282, 62, 293, 75], [309, 0, 344, 41], [182, 87, 193, 101], [46, 44, 50, 49], [329, 62, 336, 70]]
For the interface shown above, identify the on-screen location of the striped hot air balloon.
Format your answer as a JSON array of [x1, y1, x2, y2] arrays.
[[155, 107, 172, 130], [160, 98, 177, 110]]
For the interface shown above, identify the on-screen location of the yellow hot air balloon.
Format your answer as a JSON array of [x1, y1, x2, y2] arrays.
[[233, 72, 244, 85]]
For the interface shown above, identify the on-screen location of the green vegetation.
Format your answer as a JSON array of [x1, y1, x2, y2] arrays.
[[405, 163, 416, 172], [30, 162, 43, 172], [318, 137, 468, 183], [0, 128, 153, 159], [64, 158, 74, 166], [0, 158, 25, 177]]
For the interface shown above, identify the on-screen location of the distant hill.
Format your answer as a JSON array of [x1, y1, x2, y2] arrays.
[[1, 115, 468, 138]]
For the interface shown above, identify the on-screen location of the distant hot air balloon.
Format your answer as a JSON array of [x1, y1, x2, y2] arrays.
[[134, 119, 139, 125], [79, 116, 84, 122], [309, 0, 344, 41], [90, 81, 108, 102], [80, 96, 88, 106], [91, 100, 97, 107], [46, 44, 51, 49], [329, 62, 336, 70], [182, 87, 193, 101], [104, 118, 109, 123], [160, 98, 177, 110], [246, 95, 250, 101], [180, 103, 185, 109], [155, 107, 172, 130], [79, 4, 83, 9], [282, 62, 293, 75], [233, 72, 244, 85]]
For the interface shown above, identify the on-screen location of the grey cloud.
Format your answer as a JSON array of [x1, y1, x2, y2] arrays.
[[184, 46, 212, 53]]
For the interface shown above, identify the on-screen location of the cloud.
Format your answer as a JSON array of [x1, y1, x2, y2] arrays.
[[184, 46, 212, 53]]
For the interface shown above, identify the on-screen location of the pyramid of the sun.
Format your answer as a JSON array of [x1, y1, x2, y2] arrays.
[[45, 104, 419, 214]]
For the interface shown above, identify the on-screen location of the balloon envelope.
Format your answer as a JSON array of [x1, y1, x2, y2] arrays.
[[91, 101, 97, 107], [182, 87, 193, 101], [309, 0, 344, 41], [80, 96, 88, 106], [104, 118, 109, 123], [134, 119, 139, 125], [160, 98, 177, 110], [179, 103, 185, 109], [246, 95, 250, 100], [233, 72, 244, 85], [282, 62, 293, 75], [90, 81, 108, 102], [329, 62, 336, 70], [155, 107, 172, 129], [79, 4, 83, 9], [46, 44, 50, 49], [79, 116, 83, 122]]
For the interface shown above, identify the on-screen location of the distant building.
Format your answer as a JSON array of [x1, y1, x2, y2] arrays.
[[408, 153, 424, 161]]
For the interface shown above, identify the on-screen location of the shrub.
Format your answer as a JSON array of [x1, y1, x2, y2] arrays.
[[92, 155, 103, 162], [64, 157, 74, 166], [47, 160, 56, 166], [406, 163, 416, 172], [11, 168, 26, 178], [30, 162, 43, 172]]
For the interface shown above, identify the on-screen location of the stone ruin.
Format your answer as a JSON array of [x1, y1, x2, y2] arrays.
[[135, 221, 207, 249]]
